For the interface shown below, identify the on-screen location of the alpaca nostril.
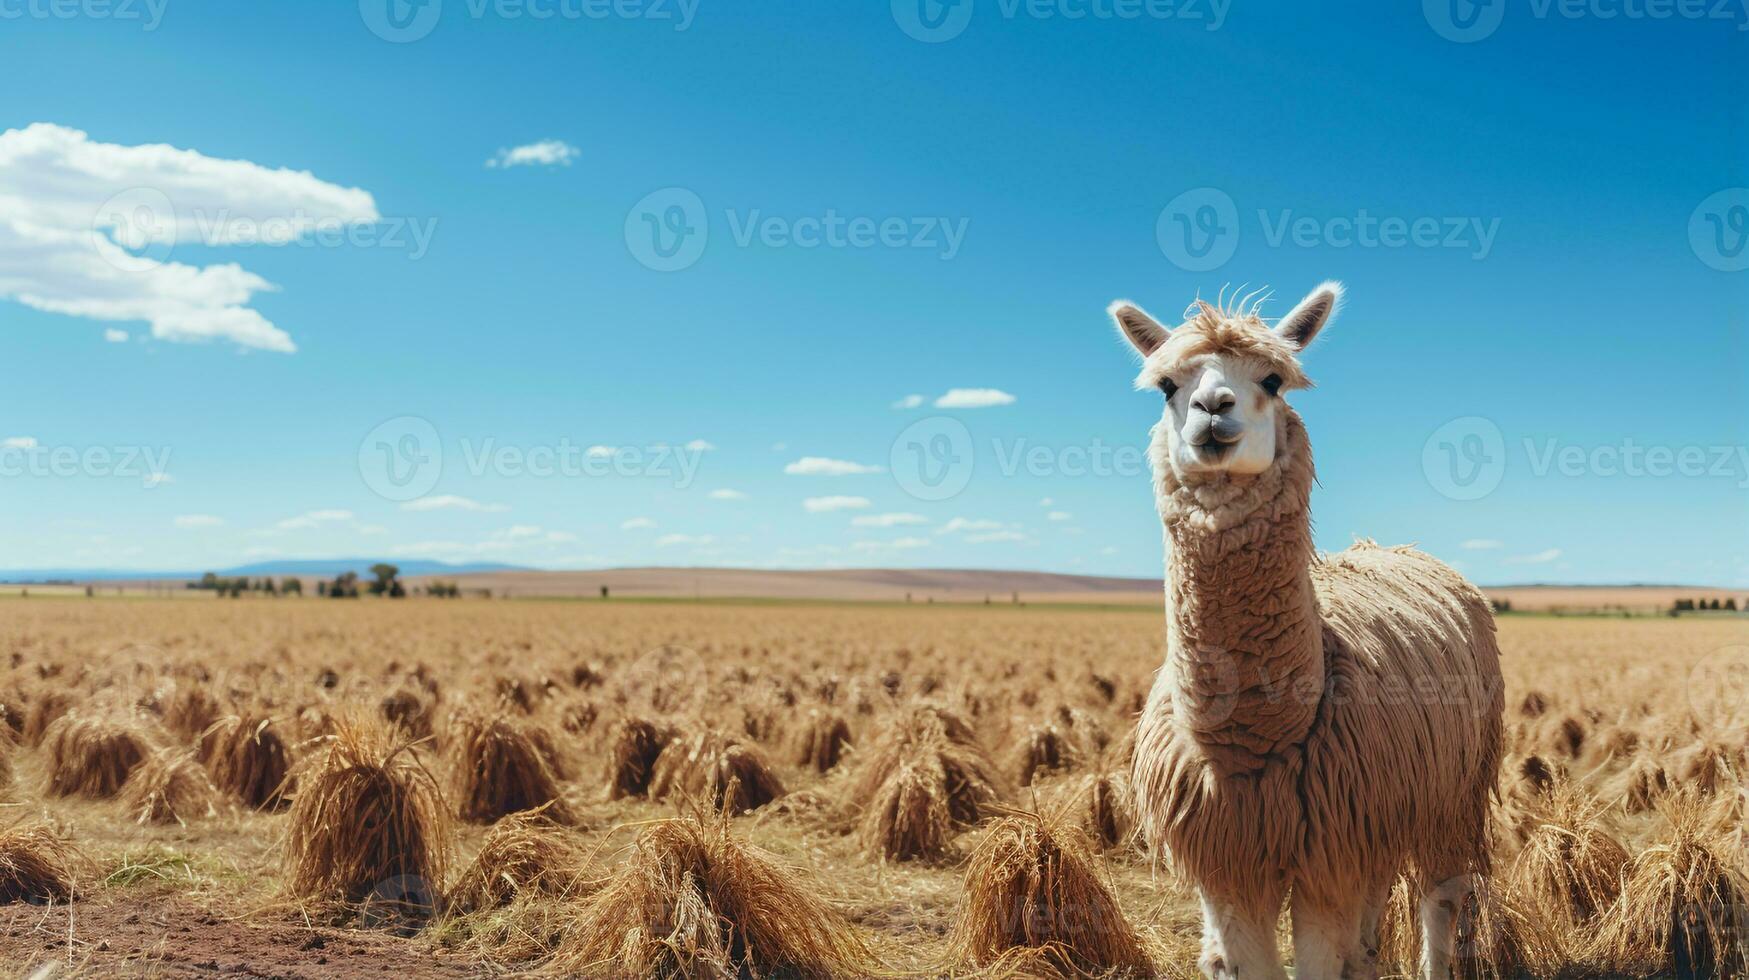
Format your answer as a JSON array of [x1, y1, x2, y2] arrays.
[[1193, 388, 1236, 415]]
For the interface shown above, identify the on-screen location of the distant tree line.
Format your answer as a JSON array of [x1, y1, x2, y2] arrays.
[[191, 565, 474, 599], [1672, 597, 1741, 613]]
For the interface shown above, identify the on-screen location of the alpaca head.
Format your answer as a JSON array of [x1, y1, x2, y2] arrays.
[[1108, 282, 1341, 481]]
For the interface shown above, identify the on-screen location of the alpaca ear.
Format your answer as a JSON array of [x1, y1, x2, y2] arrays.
[[1108, 301, 1168, 357], [1276, 281, 1343, 349]]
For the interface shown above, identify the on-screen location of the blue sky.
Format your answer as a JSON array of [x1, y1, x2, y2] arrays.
[[1, 0, 1744, 584]]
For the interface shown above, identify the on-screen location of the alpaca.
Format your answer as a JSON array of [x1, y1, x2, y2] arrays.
[[1111, 283, 1503, 980]]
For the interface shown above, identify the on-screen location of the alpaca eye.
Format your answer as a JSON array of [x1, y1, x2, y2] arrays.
[[1261, 374, 1283, 397], [1159, 379, 1178, 399]]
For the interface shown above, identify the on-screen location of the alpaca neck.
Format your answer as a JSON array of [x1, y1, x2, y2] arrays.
[[1154, 411, 1323, 774]]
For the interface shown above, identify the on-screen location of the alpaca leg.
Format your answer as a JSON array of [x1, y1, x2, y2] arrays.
[[1418, 888, 1458, 980], [1199, 890, 1286, 980], [1343, 880, 1391, 980], [1290, 889, 1361, 980]]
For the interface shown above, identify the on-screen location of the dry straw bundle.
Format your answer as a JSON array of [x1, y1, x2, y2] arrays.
[[119, 747, 219, 825], [42, 712, 152, 799], [282, 717, 450, 924], [1376, 875, 1561, 980], [649, 729, 786, 814], [549, 809, 873, 978], [604, 716, 674, 800], [1507, 782, 1630, 926], [1010, 721, 1082, 787], [851, 705, 1005, 862], [448, 806, 593, 913], [947, 809, 1151, 977], [201, 714, 293, 810], [794, 710, 851, 773], [1592, 793, 1749, 976], [22, 689, 72, 747], [448, 708, 571, 824], [1044, 768, 1135, 852], [0, 824, 80, 904]]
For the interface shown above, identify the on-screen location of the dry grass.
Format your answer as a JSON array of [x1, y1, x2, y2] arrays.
[[447, 805, 594, 913], [1507, 781, 1630, 926], [795, 709, 851, 773], [948, 809, 1151, 976], [851, 704, 1006, 862], [549, 808, 874, 978], [604, 716, 673, 800], [281, 716, 450, 925]]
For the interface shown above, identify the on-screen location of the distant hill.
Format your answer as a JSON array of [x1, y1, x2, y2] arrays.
[[0, 559, 528, 583]]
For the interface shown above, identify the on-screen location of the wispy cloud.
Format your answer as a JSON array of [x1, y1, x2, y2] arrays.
[[803, 496, 871, 513], [1047, 511, 1072, 522], [401, 494, 509, 513], [103, 328, 128, 343], [485, 139, 579, 169], [934, 388, 1016, 409], [937, 517, 1005, 535], [784, 457, 881, 476], [656, 533, 714, 547], [708, 489, 748, 500], [851, 512, 928, 528], [173, 514, 223, 529], [1461, 539, 1504, 550], [891, 394, 925, 410], [851, 537, 931, 551], [2, 436, 37, 449], [685, 439, 716, 452], [967, 530, 1029, 544], [621, 517, 657, 530]]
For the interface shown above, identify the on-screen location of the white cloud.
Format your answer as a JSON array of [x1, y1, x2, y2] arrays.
[[937, 517, 1005, 535], [656, 533, 714, 547], [851, 512, 928, 528], [143, 472, 173, 487], [280, 509, 353, 528], [621, 517, 657, 530], [892, 394, 925, 410], [967, 530, 1029, 544], [358, 524, 388, 535], [934, 388, 1016, 409], [1038, 497, 1054, 507], [2, 436, 36, 449], [784, 456, 881, 476], [1100, 546, 1119, 556], [485, 139, 580, 169], [1503, 548, 1563, 565], [586, 445, 616, 458], [851, 537, 931, 551], [1047, 511, 1072, 522], [545, 530, 578, 543], [804, 495, 871, 513], [1461, 539, 1504, 550], [172, 514, 223, 528], [502, 524, 544, 539], [401, 494, 509, 513], [684, 439, 716, 452], [0, 123, 381, 352], [708, 489, 748, 500], [103, 328, 128, 343]]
